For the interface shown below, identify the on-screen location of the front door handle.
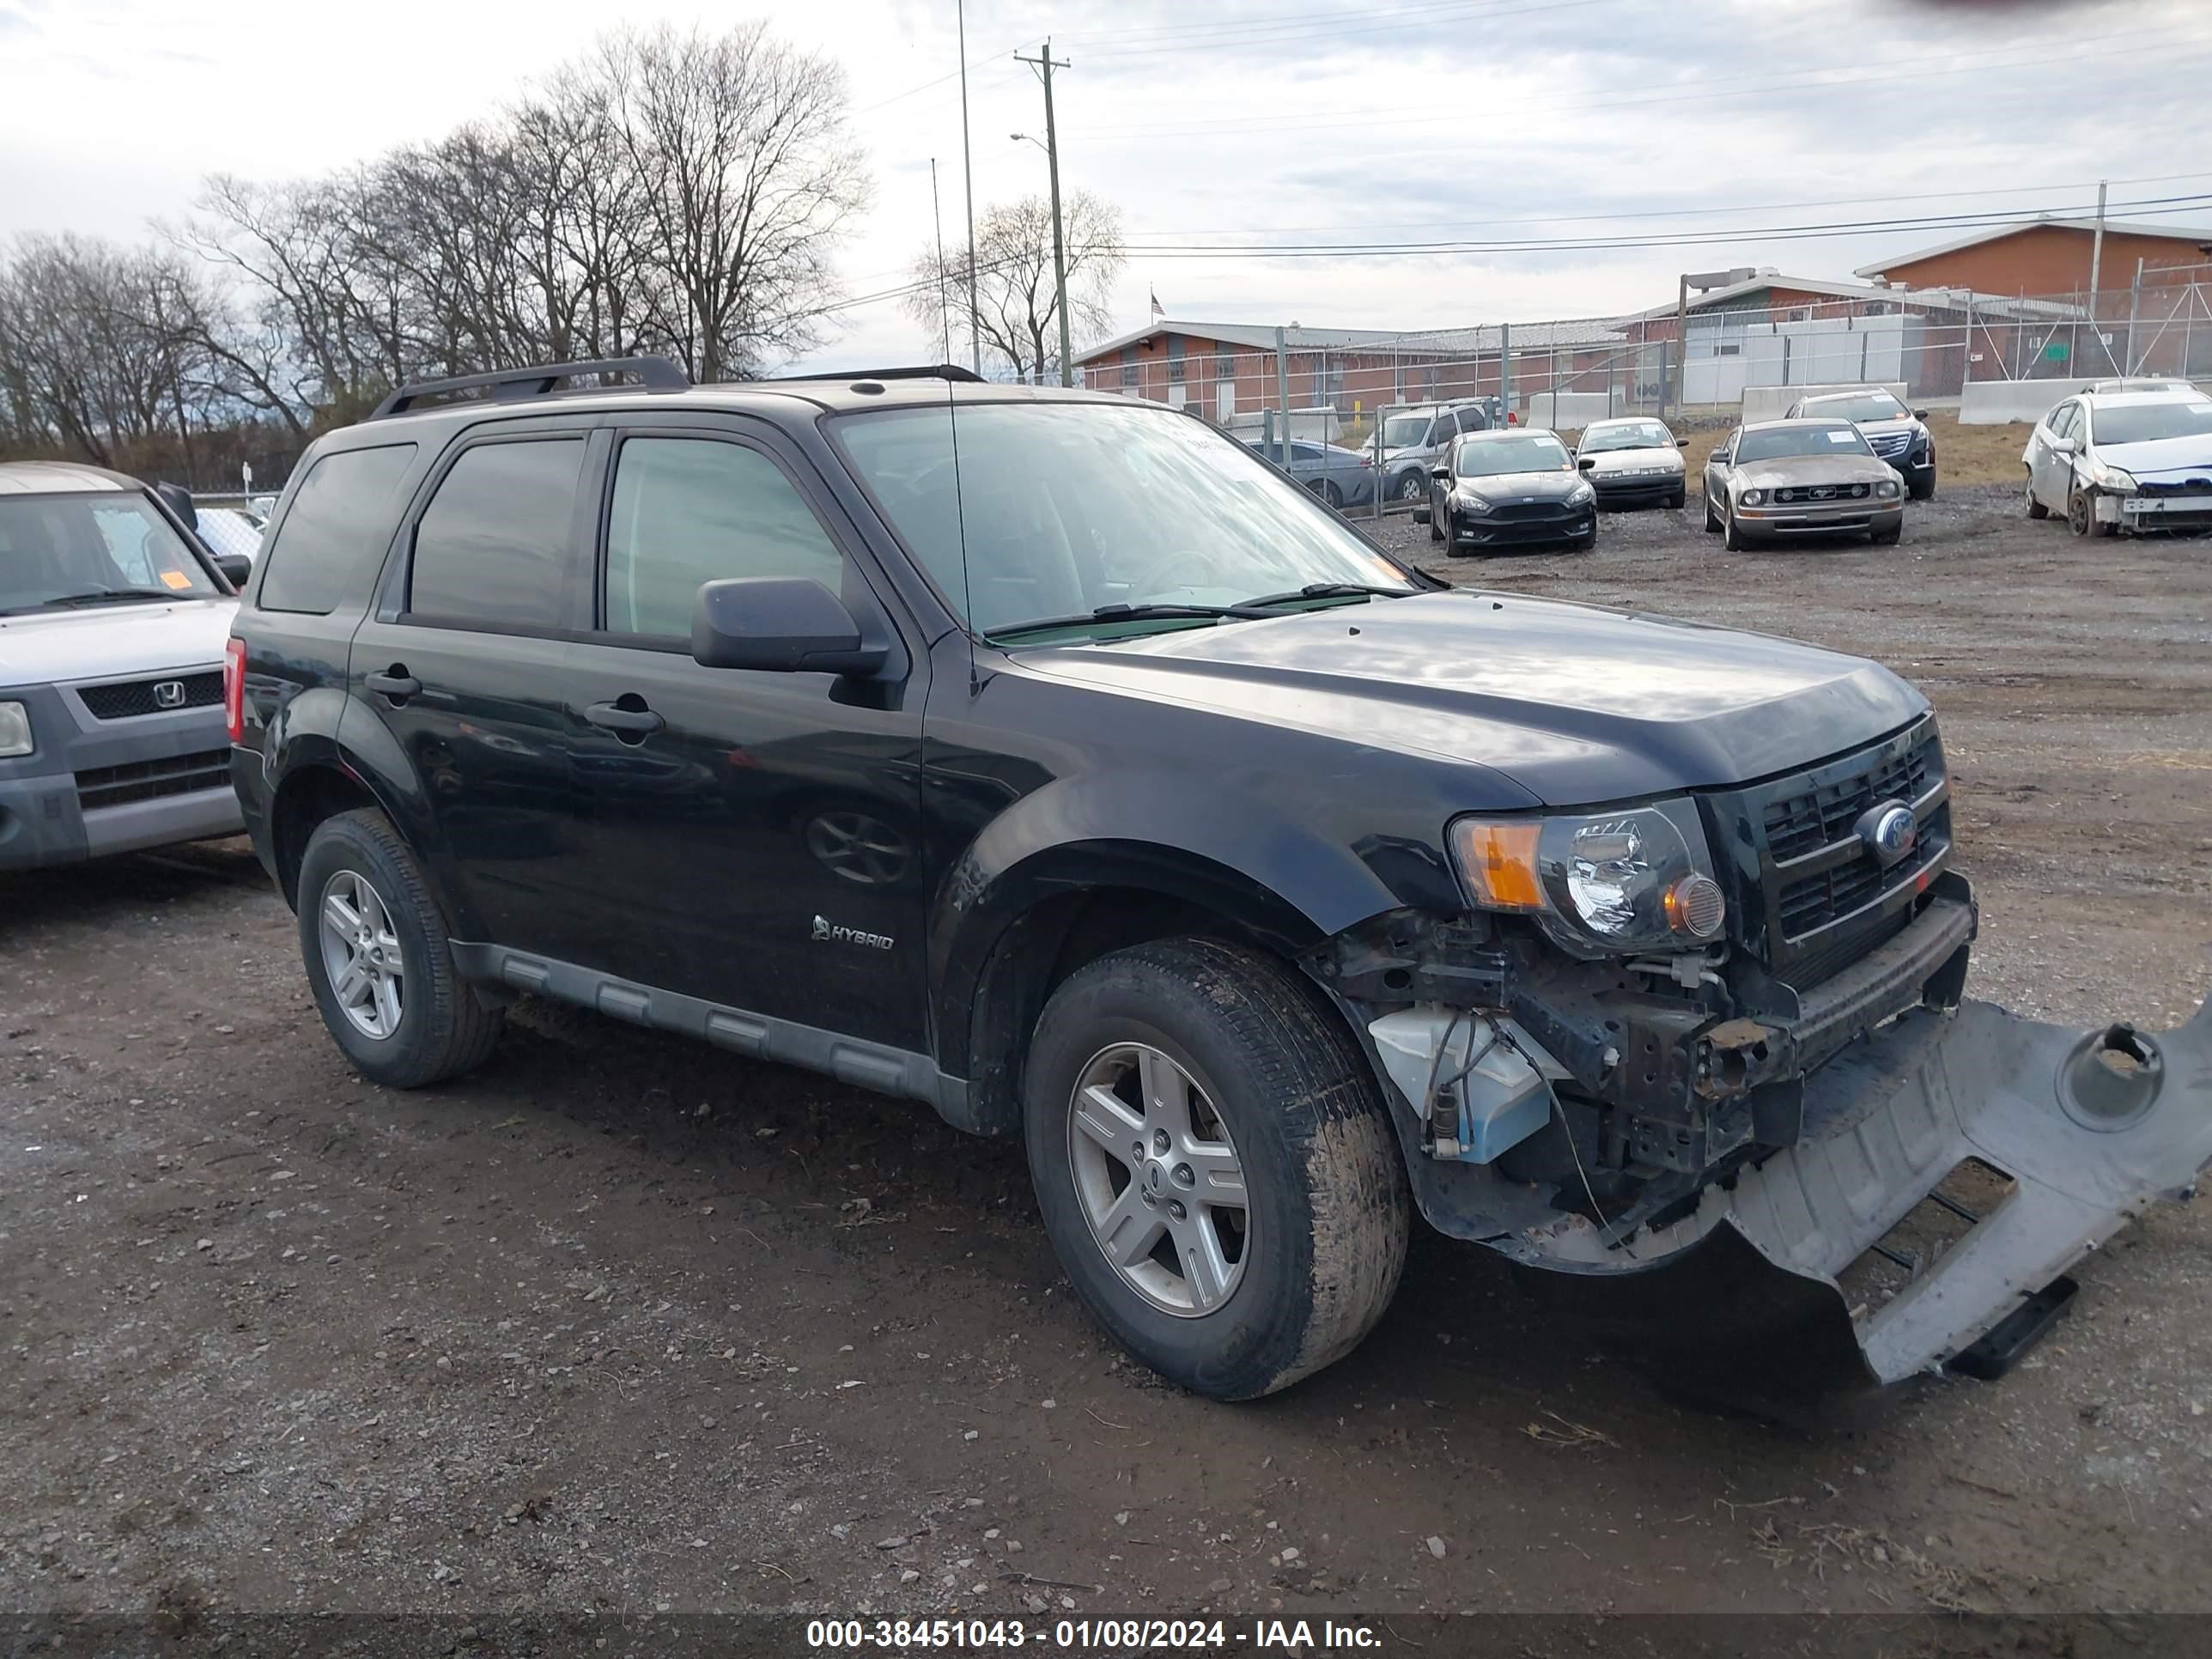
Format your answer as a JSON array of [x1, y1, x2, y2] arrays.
[[585, 700, 665, 736], [365, 668, 420, 700]]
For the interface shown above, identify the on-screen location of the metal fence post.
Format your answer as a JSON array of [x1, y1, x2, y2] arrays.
[[1274, 325, 1291, 469], [1499, 322, 1512, 423]]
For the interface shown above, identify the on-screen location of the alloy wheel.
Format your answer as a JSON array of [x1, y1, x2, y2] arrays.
[[319, 869, 404, 1040], [1066, 1042, 1249, 1316]]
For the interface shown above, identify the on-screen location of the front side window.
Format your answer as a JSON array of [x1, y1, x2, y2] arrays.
[[1455, 434, 1572, 477], [407, 438, 583, 629], [604, 438, 844, 639], [1736, 424, 1872, 463], [0, 492, 222, 616], [833, 401, 1414, 638], [258, 443, 416, 614]]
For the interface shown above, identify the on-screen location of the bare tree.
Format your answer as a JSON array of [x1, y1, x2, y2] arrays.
[[607, 23, 871, 381], [907, 191, 1124, 383]]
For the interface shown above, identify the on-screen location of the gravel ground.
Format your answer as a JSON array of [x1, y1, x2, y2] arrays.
[[5, 485, 2209, 1636]]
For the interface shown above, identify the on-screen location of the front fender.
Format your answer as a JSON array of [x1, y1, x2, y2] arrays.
[[928, 767, 1449, 1079]]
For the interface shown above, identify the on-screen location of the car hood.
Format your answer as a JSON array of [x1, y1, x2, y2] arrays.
[[1457, 470, 1583, 500], [1020, 591, 1924, 805], [0, 598, 240, 690], [2097, 434, 2212, 481], [1734, 454, 1895, 490], [1583, 445, 1685, 473]]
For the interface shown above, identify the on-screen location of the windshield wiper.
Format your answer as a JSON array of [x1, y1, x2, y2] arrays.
[[35, 587, 187, 609], [1236, 581, 1417, 609], [985, 602, 1267, 642]]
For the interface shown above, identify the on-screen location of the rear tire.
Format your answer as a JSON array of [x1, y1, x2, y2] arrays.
[[296, 808, 503, 1089], [1023, 939, 1409, 1401]]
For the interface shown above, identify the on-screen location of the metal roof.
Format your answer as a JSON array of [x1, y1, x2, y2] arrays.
[[1074, 317, 1625, 367], [0, 460, 137, 495], [1856, 219, 2212, 277]]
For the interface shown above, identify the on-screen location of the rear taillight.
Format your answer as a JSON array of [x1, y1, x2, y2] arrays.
[[223, 636, 246, 744]]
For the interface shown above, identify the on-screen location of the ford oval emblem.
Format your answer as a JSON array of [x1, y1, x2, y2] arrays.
[[1856, 801, 1917, 867]]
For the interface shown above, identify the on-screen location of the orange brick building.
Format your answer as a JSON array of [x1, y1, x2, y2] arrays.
[[1856, 219, 2212, 295]]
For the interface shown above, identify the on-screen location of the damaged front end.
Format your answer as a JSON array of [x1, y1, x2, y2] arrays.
[[1312, 717, 2212, 1392]]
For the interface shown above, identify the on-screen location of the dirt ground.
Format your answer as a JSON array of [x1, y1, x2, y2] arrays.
[[5, 484, 2209, 1638]]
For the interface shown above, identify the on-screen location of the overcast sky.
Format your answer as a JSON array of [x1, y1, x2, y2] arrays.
[[3, 0, 2209, 372]]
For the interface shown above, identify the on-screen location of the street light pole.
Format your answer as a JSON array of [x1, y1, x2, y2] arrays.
[[1015, 40, 1073, 386]]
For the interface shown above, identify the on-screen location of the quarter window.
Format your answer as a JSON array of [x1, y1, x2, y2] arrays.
[[258, 443, 417, 615], [407, 438, 584, 630], [603, 438, 844, 640]]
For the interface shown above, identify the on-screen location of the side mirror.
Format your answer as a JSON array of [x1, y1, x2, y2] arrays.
[[1411, 504, 1431, 526], [691, 576, 887, 676], [1676, 436, 1688, 447], [213, 552, 252, 589], [1912, 409, 1930, 421], [1577, 456, 1596, 471], [154, 481, 197, 530], [2051, 438, 2077, 457], [1428, 464, 1450, 479]]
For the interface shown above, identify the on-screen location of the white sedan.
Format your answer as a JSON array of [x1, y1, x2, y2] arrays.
[[1571, 416, 1687, 509], [2022, 387, 2212, 536]]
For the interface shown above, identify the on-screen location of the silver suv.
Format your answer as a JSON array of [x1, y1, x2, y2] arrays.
[[0, 462, 250, 870], [1376, 399, 1501, 504]]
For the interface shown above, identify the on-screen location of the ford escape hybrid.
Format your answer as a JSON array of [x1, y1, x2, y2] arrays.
[[226, 359, 2210, 1402]]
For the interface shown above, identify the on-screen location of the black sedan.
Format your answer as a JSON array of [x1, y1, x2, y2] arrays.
[[1414, 428, 1597, 554]]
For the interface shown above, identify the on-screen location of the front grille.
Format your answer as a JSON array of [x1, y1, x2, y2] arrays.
[[1865, 431, 1912, 459], [76, 672, 224, 720], [1494, 502, 1574, 521], [1774, 483, 1870, 503], [1762, 734, 1938, 860], [75, 749, 231, 811], [2138, 480, 2212, 495], [1705, 720, 1953, 988]]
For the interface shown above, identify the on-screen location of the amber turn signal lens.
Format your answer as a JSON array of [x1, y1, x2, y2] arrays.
[[1663, 873, 1727, 939], [1452, 820, 1546, 912]]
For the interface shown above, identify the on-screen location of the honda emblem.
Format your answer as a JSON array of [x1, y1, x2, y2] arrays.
[[151, 679, 186, 708]]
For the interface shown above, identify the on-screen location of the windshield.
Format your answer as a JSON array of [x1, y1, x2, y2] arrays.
[[2090, 399, 2212, 447], [1455, 434, 1571, 477], [1800, 393, 1908, 423], [1737, 424, 1873, 463], [835, 403, 1416, 639], [0, 492, 222, 615], [1381, 413, 1433, 448], [1578, 421, 1675, 453]]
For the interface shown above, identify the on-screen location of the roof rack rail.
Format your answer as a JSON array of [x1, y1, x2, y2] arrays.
[[368, 356, 690, 421], [765, 364, 985, 385]]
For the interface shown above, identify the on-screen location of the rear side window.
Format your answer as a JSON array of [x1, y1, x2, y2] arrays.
[[604, 437, 843, 639], [407, 438, 584, 630], [258, 443, 416, 614]]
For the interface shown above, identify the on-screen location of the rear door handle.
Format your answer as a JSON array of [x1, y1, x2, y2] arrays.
[[365, 668, 420, 700], [585, 700, 665, 735]]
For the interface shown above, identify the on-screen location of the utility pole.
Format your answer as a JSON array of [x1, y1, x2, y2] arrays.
[[957, 0, 981, 375], [1671, 271, 1689, 420], [1015, 40, 1074, 386], [929, 159, 952, 365], [2088, 178, 2110, 373]]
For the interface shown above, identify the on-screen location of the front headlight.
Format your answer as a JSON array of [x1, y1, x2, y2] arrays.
[[1450, 801, 1726, 956], [0, 701, 32, 758], [1456, 490, 1493, 512], [1568, 482, 1595, 505], [1740, 488, 1765, 506], [2094, 464, 2138, 491], [1875, 478, 1901, 499]]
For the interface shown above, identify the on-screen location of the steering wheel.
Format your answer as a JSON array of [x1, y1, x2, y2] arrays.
[[1115, 552, 1217, 601]]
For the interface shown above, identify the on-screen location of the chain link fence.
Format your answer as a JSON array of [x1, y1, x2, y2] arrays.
[[1086, 267, 2212, 514]]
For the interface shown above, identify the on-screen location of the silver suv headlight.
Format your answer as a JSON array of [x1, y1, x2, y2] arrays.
[[1449, 800, 1726, 956], [0, 701, 33, 758]]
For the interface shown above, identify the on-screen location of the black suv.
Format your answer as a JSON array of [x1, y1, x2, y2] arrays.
[[226, 359, 2209, 1401]]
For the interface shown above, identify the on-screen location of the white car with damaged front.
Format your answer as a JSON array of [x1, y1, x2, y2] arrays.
[[2022, 386, 2212, 536]]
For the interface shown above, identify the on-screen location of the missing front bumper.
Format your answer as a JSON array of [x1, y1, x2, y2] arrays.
[[1544, 996, 2211, 1389]]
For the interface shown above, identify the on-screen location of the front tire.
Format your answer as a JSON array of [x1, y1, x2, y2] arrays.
[[1668, 488, 1686, 510], [1703, 492, 1722, 533], [2068, 487, 2114, 538], [1723, 502, 1748, 550], [296, 808, 503, 1089], [2025, 475, 2050, 520], [1024, 939, 1410, 1401]]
